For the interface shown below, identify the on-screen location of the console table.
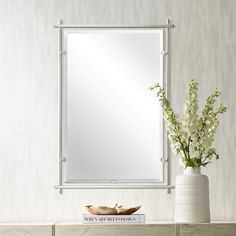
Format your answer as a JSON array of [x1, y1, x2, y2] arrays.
[[0, 223, 236, 236]]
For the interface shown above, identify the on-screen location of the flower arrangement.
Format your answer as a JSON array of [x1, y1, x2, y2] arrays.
[[149, 80, 227, 169]]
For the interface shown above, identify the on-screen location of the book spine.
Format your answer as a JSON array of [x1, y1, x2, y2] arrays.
[[83, 215, 145, 224]]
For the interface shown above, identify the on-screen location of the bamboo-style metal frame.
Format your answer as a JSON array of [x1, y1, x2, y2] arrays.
[[54, 19, 175, 193]]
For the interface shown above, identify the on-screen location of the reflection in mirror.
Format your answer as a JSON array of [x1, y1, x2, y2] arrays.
[[62, 29, 166, 186]]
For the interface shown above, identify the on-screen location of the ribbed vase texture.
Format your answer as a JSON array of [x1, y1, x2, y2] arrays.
[[175, 167, 210, 223]]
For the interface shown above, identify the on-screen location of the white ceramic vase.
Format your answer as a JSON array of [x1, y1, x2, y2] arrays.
[[175, 167, 210, 223]]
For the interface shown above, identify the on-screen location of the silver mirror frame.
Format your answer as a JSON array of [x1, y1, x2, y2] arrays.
[[54, 19, 175, 193]]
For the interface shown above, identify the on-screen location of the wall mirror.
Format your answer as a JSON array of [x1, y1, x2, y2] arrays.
[[55, 20, 174, 192]]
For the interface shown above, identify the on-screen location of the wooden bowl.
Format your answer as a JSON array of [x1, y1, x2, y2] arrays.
[[85, 204, 141, 215]]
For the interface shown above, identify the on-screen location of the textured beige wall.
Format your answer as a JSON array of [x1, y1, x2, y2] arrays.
[[0, 0, 235, 222]]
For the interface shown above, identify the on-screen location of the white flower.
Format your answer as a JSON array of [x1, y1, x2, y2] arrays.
[[150, 80, 227, 168]]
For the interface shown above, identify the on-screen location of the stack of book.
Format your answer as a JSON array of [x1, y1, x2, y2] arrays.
[[83, 214, 145, 224]]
